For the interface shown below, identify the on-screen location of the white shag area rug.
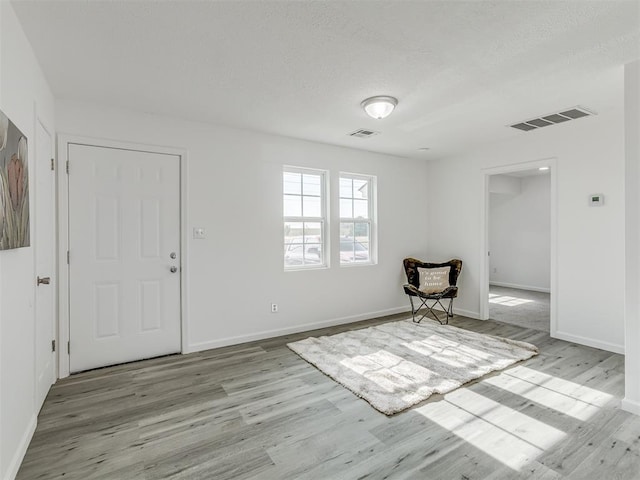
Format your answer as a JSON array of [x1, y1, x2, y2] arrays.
[[287, 319, 538, 415]]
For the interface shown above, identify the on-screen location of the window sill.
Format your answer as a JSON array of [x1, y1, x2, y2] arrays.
[[339, 262, 377, 268], [284, 265, 329, 272]]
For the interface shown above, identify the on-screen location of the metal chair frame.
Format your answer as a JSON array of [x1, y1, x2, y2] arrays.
[[409, 293, 454, 325]]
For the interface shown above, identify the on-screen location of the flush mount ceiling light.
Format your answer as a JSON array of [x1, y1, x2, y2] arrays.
[[361, 96, 398, 119]]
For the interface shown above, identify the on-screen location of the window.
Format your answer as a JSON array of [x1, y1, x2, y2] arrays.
[[339, 173, 376, 265], [283, 167, 327, 269]]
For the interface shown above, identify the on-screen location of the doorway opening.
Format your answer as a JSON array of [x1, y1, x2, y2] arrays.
[[481, 160, 557, 335]]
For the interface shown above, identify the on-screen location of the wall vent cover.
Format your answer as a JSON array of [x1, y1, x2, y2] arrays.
[[509, 106, 594, 132], [349, 128, 380, 138]]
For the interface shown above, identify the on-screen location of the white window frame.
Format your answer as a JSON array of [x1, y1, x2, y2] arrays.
[[339, 172, 377, 266], [283, 166, 329, 271]]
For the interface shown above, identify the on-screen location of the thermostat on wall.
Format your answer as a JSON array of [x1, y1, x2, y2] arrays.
[[589, 194, 604, 206]]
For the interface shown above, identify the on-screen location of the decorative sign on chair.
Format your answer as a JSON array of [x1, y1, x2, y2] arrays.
[[0, 109, 29, 250]]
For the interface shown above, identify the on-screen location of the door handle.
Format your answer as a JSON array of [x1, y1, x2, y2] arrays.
[[170, 266, 178, 273], [37, 276, 51, 286]]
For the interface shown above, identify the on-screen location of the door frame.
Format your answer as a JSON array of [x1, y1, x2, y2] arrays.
[[56, 135, 189, 378], [479, 157, 558, 337], [34, 106, 57, 400]]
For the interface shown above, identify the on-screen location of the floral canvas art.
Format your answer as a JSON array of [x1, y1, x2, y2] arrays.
[[0, 109, 29, 250]]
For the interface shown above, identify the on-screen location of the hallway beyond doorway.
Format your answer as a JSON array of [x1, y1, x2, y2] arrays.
[[489, 285, 550, 332]]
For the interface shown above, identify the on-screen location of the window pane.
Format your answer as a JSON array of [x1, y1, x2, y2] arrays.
[[340, 221, 371, 264], [339, 239, 353, 252], [340, 239, 370, 263], [284, 221, 303, 242], [284, 244, 304, 266], [303, 222, 322, 242], [283, 172, 301, 195], [340, 237, 354, 263], [284, 194, 302, 216], [304, 243, 322, 264], [353, 199, 368, 219], [355, 242, 370, 262], [353, 179, 368, 199], [354, 222, 370, 243], [340, 222, 354, 238], [303, 195, 321, 217], [302, 174, 321, 196], [340, 199, 353, 218], [339, 177, 353, 198]]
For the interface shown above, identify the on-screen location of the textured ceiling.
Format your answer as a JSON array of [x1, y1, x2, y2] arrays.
[[10, 0, 640, 159]]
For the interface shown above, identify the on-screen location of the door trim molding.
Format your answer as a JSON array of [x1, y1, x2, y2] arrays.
[[34, 107, 57, 403], [479, 157, 558, 338], [56, 134, 189, 378]]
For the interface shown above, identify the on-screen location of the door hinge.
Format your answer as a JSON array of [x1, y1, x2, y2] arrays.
[[67, 250, 70, 264], [67, 342, 70, 354], [52, 339, 56, 352], [51, 158, 55, 171], [66, 160, 69, 174]]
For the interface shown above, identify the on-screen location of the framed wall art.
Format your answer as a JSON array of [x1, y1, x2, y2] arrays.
[[0, 109, 29, 250]]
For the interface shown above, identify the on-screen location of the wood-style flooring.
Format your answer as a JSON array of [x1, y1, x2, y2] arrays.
[[489, 286, 550, 332], [17, 314, 640, 479]]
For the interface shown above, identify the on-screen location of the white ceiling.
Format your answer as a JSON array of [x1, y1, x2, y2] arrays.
[[10, 0, 640, 160]]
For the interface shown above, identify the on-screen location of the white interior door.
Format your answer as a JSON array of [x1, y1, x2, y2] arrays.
[[68, 144, 181, 373], [35, 119, 56, 409]]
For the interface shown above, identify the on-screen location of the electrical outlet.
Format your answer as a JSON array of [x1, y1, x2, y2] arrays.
[[193, 227, 206, 239], [271, 303, 278, 313]]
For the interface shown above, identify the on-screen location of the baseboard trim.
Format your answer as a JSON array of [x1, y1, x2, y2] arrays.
[[553, 330, 624, 354], [621, 398, 640, 416], [186, 306, 412, 353], [427, 303, 481, 320], [453, 308, 482, 320], [490, 281, 550, 294], [4, 414, 36, 480]]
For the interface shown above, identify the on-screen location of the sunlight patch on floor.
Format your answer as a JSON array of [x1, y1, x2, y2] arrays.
[[489, 294, 535, 307], [483, 373, 601, 421], [340, 350, 436, 393], [403, 338, 494, 363], [415, 388, 566, 471], [402, 340, 490, 369], [506, 366, 615, 407]]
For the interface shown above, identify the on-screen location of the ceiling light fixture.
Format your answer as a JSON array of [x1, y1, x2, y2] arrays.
[[361, 96, 398, 120]]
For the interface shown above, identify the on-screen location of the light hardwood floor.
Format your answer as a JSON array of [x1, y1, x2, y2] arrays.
[[489, 286, 550, 332], [17, 314, 640, 479]]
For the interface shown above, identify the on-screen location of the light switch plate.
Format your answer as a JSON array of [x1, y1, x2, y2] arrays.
[[589, 194, 604, 207], [193, 227, 206, 239]]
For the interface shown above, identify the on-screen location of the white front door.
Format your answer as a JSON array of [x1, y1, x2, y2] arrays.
[[35, 119, 55, 409], [68, 144, 181, 372]]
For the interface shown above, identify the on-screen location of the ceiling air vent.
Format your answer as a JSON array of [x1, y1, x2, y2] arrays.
[[509, 106, 594, 132], [349, 128, 380, 138]]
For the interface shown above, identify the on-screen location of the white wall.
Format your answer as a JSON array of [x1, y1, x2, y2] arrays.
[[489, 174, 551, 292], [489, 174, 521, 195], [426, 74, 625, 353], [56, 100, 428, 356], [0, 3, 56, 479], [624, 60, 640, 415]]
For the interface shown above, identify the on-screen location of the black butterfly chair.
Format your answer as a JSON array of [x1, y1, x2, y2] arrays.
[[402, 258, 463, 325]]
